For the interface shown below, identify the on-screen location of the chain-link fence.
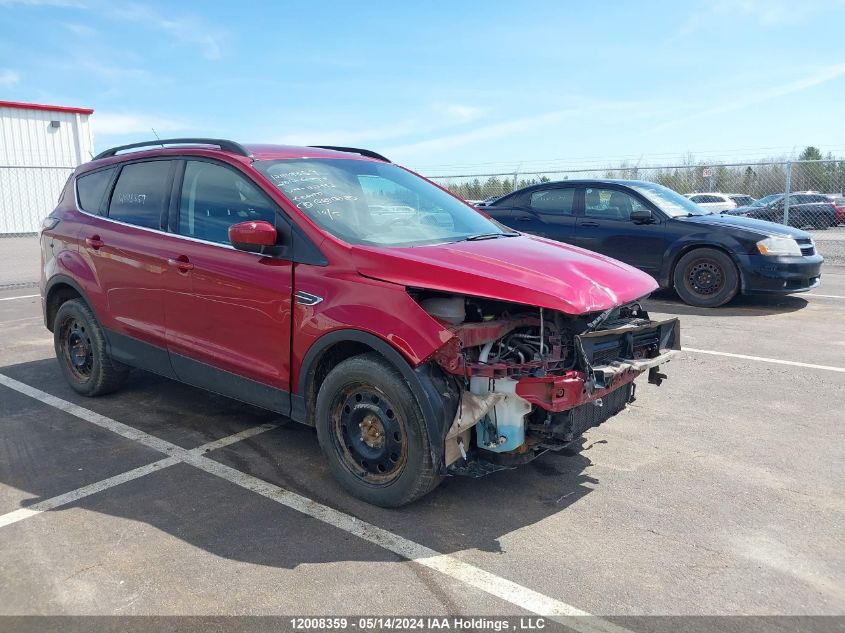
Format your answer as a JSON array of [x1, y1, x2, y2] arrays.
[[429, 159, 845, 230]]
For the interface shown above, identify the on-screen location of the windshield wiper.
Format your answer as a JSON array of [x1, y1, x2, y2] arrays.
[[463, 232, 520, 241]]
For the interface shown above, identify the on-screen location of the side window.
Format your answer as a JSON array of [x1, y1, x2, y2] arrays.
[[529, 188, 575, 215], [584, 188, 645, 221], [76, 167, 116, 214], [689, 195, 704, 203], [179, 161, 277, 244], [108, 161, 172, 229]]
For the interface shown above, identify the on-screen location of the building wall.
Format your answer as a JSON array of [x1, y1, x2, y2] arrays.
[[0, 104, 93, 234]]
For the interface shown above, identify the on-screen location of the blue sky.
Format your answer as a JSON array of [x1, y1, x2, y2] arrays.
[[1, 0, 844, 174]]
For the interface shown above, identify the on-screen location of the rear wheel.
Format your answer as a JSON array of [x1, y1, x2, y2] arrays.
[[54, 299, 128, 396], [673, 248, 739, 308], [315, 353, 441, 507]]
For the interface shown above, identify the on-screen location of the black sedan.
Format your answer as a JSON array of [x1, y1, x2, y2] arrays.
[[726, 193, 837, 229], [484, 179, 824, 307]]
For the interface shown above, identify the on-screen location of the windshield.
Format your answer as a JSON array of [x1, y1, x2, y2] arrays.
[[750, 194, 781, 207], [254, 159, 512, 247], [627, 181, 712, 217]]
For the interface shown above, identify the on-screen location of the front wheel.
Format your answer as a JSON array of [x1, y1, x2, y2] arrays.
[[673, 248, 739, 308], [315, 353, 441, 507]]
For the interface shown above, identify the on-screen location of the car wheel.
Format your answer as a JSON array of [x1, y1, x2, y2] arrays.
[[315, 352, 441, 507], [814, 215, 831, 230], [673, 248, 739, 308], [54, 299, 128, 396]]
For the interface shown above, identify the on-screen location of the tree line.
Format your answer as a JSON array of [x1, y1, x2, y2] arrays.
[[436, 147, 845, 201]]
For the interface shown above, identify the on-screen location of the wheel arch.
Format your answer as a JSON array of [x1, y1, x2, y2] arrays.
[[295, 329, 457, 471], [44, 275, 96, 332]]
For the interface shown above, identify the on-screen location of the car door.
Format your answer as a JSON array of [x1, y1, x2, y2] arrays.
[[576, 185, 667, 274], [522, 186, 580, 244], [161, 158, 294, 410], [77, 159, 178, 376]]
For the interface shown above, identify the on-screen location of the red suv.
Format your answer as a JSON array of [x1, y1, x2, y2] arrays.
[[40, 139, 679, 506]]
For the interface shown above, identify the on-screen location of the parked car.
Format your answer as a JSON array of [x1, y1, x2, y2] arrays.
[[726, 193, 837, 229], [685, 193, 757, 213], [823, 195, 845, 224], [39, 139, 679, 507], [484, 179, 823, 308]]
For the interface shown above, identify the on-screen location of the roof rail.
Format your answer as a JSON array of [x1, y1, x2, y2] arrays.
[[309, 146, 391, 163], [93, 138, 252, 160]]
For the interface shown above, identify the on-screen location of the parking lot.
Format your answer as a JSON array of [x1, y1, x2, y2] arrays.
[[1, 246, 844, 624]]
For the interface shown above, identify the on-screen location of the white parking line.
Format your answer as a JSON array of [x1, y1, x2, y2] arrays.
[[683, 348, 845, 373], [0, 294, 39, 302], [807, 293, 845, 299], [0, 372, 631, 633]]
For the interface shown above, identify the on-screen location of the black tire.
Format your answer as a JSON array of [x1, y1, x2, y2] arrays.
[[54, 299, 128, 396], [814, 214, 831, 230], [315, 353, 441, 507], [673, 248, 739, 308]]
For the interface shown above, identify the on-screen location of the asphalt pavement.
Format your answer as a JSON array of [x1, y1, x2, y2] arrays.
[[0, 257, 843, 623]]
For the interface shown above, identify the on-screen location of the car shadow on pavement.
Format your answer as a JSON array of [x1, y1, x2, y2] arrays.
[[1, 358, 599, 568], [644, 289, 809, 317]]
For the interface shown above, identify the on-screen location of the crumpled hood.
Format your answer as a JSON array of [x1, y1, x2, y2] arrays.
[[682, 212, 811, 238], [351, 234, 658, 314]]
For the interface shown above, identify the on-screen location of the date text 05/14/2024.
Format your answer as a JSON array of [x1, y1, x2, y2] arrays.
[[289, 617, 548, 631]]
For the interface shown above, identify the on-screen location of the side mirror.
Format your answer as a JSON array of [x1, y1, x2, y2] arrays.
[[630, 209, 653, 224], [229, 220, 278, 253]]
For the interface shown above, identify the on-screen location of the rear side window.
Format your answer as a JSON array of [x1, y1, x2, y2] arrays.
[[108, 161, 173, 229], [178, 160, 277, 244], [530, 188, 576, 215], [76, 168, 116, 214]]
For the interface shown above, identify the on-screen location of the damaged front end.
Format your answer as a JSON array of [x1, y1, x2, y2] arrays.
[[413, 292, 680, 476]]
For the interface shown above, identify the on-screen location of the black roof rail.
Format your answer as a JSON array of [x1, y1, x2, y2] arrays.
[[93, 138, 252, 161], [309, 146, 391, 163]]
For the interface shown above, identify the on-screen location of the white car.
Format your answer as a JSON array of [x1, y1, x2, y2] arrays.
[[684, 192, 755, 213]]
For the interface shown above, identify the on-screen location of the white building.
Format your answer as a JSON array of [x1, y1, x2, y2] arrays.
[[0, 100, 94, 234]]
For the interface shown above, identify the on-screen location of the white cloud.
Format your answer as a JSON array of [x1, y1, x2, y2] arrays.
[[651, 63, 845, 132], [385, 101, 636, 159], [0, 0, 87, 6], [0, 69, 19, 86], [434, 103, 486, 124], [107, 3, 225, 60], [62, 21, 96, 36], [92, 112, 189, 136]]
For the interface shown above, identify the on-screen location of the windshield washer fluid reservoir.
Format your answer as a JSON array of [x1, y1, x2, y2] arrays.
[[469, 376, 532, 453]]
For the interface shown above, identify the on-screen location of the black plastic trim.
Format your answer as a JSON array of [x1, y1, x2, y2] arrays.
[[308, 146, 390, 163], [298, 329, 453, 468], [94, 138, 252, 160]]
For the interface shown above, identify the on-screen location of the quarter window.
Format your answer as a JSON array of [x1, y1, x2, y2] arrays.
[[179, 161, 277, 244], [529, 188, 575, 215], [108, 161, 173, 229], [76, 167, 116, 214]]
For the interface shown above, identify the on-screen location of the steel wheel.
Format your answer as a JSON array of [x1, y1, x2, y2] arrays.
[[60, 317, 94, 381], [330, 384, 408, 485], [673, 247, 739, 308], [686, 260, 724, 297]]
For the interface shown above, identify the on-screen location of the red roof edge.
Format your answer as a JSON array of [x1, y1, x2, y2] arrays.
[[0, 100, 94, 116]]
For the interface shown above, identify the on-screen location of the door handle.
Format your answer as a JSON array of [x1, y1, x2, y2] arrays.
[[516, 216, 533, 222], [85, 235, 104, 250], [167, 256, 194, 272], [580, 221, 600, 227]]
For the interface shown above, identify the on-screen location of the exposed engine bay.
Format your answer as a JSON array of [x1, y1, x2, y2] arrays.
[[412, 291, 681, 475]]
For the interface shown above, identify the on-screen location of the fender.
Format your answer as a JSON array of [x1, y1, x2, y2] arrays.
[[297, 329, 459, 471], [50, 249, 108, 319], [43, 273, 98, 329]]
